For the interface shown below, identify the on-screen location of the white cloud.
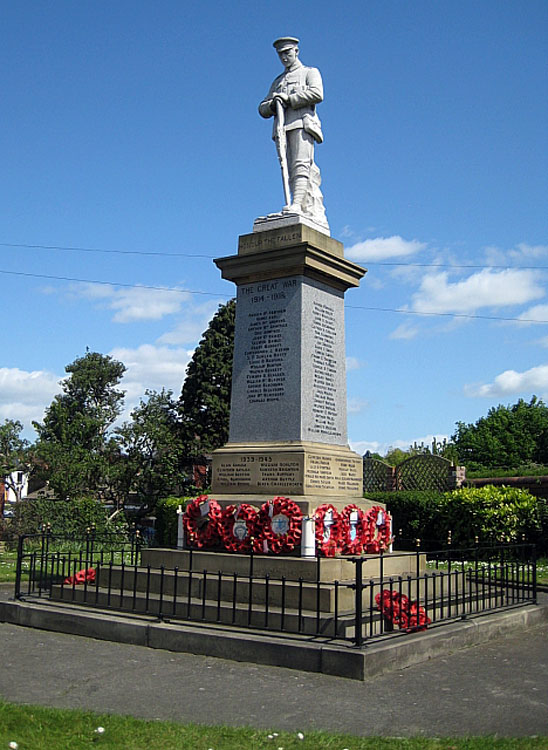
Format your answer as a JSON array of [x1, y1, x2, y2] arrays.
[[484, 242, 548, 268], [109, 344, 192, 398], [347, 397, 369, 414], [0, 368, 61, 405], [74, 283, 191, 323], [349, 440, 381, 455], [389, 322, 420, 340], [0, 367, 62, 432], [346, 235, 426, 262], [346, 356, 362, 371], [350, 433, 449, 457], [511, 243, 548, 261], [465, 364, 548, 398], [517, 304, 548, 324], [158, 300, 222, 345], [411, 269, 544, 315], [384, 434, 450, 453]]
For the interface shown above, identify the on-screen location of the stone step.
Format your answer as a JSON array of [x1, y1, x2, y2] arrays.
[[140, 548, 425, 583], [93, 564, 351, 612], [93, 563, 438, 612], [50, 582, 510, 642], [53, 562, 502, 618], [51, 585, 353, 638]]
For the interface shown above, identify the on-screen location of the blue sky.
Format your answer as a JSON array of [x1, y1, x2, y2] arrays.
[[2, 0, 547, 455]]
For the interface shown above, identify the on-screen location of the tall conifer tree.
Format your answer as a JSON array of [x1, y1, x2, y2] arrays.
[[179, 299, 235, 457]]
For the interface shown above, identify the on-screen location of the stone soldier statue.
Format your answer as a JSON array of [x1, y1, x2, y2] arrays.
[[259, 37, 329, 232]]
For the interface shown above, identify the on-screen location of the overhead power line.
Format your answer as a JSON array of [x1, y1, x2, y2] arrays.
[[2, 267, 547, 324], [0, 241, 215, 259], [345, 304, 548, 324], [1, 241, 546, 270], [0, 269, 224, 297]]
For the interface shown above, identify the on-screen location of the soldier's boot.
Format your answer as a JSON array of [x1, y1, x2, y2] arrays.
[[286, 176, 308, 213]]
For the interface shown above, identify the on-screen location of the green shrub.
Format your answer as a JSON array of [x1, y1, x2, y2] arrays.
[[436, 485, 543, 548], [367, 487, 545, 551], [366, 491, 444, 548], [536, 497, 548, 554], [155, 496, 192, 547], [12, 496, 129, 539]]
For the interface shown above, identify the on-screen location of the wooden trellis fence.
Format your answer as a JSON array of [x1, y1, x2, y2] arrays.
[[363, 454, 466, 493]]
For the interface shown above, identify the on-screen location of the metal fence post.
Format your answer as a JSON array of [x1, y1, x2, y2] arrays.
[[415, 538, 421, 580], [532, 544, 537, 605], [354, 558, 363, 648], [14, 534, 25, 599]]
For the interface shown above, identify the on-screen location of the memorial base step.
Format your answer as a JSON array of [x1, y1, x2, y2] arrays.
[[139, 549, 425, 582]]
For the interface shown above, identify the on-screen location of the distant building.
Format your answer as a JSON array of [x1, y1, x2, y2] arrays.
[[1, 471, 29, 517]]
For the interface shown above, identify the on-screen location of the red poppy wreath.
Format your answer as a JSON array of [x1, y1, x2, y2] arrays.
[[183, 495, 222, 548], [375, 589, 431, 632], [339, 503, 371, 555], [314, 503, 341, 557], [64, 567, 96, 586], [255, 496, 302, 554], [220, 503, 258, 553], [364, 505, 393, 553]]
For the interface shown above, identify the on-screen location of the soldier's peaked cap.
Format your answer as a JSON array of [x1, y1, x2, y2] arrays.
[[273, 37, 299, 51]]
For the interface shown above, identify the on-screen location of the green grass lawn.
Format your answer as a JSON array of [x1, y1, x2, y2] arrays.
[[0, 547, 136, 586], [425, 557, 548, 586], [0, 701, 546, 750], [0, 549, 22, 584]]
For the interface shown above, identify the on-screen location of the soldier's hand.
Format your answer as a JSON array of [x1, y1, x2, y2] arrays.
[[273, 92, 289, 106]]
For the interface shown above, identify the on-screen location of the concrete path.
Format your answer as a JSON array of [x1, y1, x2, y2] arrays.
[[0, 616, 546, 738]]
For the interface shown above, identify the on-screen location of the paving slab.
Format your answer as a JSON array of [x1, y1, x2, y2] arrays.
[[0, 607, 546, 737]]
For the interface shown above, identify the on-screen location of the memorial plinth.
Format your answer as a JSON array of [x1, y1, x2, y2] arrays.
[[212, 222, 369, 513]]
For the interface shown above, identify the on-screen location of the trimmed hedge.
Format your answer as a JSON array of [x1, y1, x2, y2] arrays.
[[155, 496, 193, 547], [366, 491, 442, 549], [367, 486, 545, 552]]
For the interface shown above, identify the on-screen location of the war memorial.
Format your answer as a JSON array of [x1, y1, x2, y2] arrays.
[[3, 37, 541, 682], [211, 36, 368, 518]]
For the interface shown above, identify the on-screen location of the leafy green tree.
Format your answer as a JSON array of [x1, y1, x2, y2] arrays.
[[383, 447, 410, 466], [113, 389, 186, 517], [0, 419, 33, 503], [33, 351, 126, 499], [178, 299, 235, 457], [452, 396, 548, 470]]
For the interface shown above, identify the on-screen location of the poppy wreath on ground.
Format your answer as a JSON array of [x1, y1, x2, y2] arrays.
[[255, 496, 303, 554], [375, 589, 431, 632], [313, 504, 341, 557], [364, 505, 393, 553], [339, 504, 372, 555], [64, 567, 96, 586], [183, 495, 222, 548], [220, 503, 259, 553]]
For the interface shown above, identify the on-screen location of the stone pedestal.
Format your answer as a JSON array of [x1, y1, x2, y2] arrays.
[[212, 221, 367, 511]]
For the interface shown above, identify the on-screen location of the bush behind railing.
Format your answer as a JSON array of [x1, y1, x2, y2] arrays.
[[155, 496, 197, 547], [6, 496, 131, 547], [367, 486, 546, 553]]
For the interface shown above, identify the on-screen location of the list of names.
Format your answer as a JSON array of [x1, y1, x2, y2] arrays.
[[310, 301, 341, 438]]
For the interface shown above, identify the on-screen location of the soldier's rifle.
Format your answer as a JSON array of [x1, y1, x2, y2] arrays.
[[275, 98, 291, 207]]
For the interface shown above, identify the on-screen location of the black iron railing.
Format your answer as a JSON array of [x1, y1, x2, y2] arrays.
[[14, 529, 142, 600], [13, 533, 537, 647]]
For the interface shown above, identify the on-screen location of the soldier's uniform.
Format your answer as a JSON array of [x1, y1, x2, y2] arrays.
[[259, 38, 327, 227]]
